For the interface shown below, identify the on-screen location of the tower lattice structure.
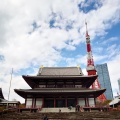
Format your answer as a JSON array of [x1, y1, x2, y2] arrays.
[[85, 22, 106, 102]]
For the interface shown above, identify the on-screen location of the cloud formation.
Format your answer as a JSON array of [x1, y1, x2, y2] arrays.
[[0, 0, 120, 102]]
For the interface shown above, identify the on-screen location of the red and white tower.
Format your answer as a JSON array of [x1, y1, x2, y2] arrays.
[[85, 22, 106, 102]]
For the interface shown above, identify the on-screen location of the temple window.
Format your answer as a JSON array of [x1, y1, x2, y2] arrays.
[[26, 98, 32, 108], [75, 85, 82, 88], [39, 85, 46, 88]]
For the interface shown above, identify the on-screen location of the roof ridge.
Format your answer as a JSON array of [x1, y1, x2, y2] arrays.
[[43, 67, 78, 68]]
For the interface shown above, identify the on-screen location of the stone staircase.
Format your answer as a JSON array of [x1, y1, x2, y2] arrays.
[[40, 107, 75, 112], [1, 111, 120, 120]]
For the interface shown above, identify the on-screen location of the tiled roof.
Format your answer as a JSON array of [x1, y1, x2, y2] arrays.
[[14, 88, 106, 98], [109, 95, 120, 105], [37, 67, 83, 76], [0, 101, 20, 104], [0, 88, 20, 104], [17, 88, 104, 93], [0, 88, 4, 99], [22, 75, 98, 89]]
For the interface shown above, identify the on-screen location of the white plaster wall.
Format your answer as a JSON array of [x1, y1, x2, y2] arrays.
[[36, 98, 42, 108], [78, 98, 85, 107], [8, 104, 14, 106], [26, 98, 32, 108], [89, 98, 95, 107]]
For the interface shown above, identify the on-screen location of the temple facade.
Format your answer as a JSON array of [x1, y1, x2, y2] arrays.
[[14, 67, 106, 109]]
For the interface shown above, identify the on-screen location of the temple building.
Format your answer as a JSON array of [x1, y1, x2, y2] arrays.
[[0, 88, 20, 107], [14, 67, 106, 109]]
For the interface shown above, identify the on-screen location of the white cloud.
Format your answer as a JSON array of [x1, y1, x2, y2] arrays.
[[0, 0, 120, 102], [107, 54, 120, 96], [102, 37, 119, 45], [106, 44, 120, 58]]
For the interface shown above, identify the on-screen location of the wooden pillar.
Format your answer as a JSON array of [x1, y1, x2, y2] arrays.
[[94, 97, 96, 107], [32, 98, 34, 108], [25, 98, 27, 108], [34, 98, 36, 108], [85, 98, 87, 107], [86, 98, 89, 107], [54, 98, 56, 108], [65, 97, 67, 107], [76, 97, 78, 105], [87, 98, 89, 107], [42, 97, 44, 108]]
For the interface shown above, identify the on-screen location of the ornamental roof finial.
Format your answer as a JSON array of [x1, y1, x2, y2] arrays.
[[40, 65, 44, 68]]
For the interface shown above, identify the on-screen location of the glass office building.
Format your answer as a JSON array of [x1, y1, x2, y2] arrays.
[[96, 63, 113, 100], [118, 78, 120, 92]]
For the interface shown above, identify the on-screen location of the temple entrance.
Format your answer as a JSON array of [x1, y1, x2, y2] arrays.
[[56, 99, 65, 107], [44, 99, 54, 108], [67, 98, 76, 107], [44, 98, 76, 108]]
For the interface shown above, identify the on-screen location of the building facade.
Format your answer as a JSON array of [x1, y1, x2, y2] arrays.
[[96, 63, 113, 100]]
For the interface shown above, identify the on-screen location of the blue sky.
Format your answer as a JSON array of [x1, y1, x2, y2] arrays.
[[0, 0, 120, 103]]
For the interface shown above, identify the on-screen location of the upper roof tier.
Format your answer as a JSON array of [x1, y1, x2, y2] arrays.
[[22, 67, 98, 88], [37, 67, 83, 76]]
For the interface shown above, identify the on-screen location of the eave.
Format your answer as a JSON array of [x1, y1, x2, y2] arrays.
[[14, 88, 105, 98], [0, 88, 4, 99], [22, 75, 98, 89]]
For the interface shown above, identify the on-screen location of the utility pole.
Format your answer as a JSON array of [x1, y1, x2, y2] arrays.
[[7, 68, 13, 109]]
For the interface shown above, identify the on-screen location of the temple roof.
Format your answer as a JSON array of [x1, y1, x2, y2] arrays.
[[0, 88, 4, 99], [22, 75, 98, 88], [14, 88, 106, 98], [0, 101, 20, 104], [37, 67, 83, 76], [109, 95, 120, 106], [0, 88, 20, 104]]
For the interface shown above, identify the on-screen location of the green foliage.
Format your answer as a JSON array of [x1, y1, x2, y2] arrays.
[[96, 100, 112, 107], [0, 106, 6, 111], [102, 100, 112, 106], [19, 103, 25, 108]]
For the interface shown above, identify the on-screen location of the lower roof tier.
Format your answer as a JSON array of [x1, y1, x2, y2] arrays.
[[14, 88, 106, 98]]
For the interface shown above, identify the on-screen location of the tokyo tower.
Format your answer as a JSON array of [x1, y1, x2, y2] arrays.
[[85, 22, 106, 102]]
